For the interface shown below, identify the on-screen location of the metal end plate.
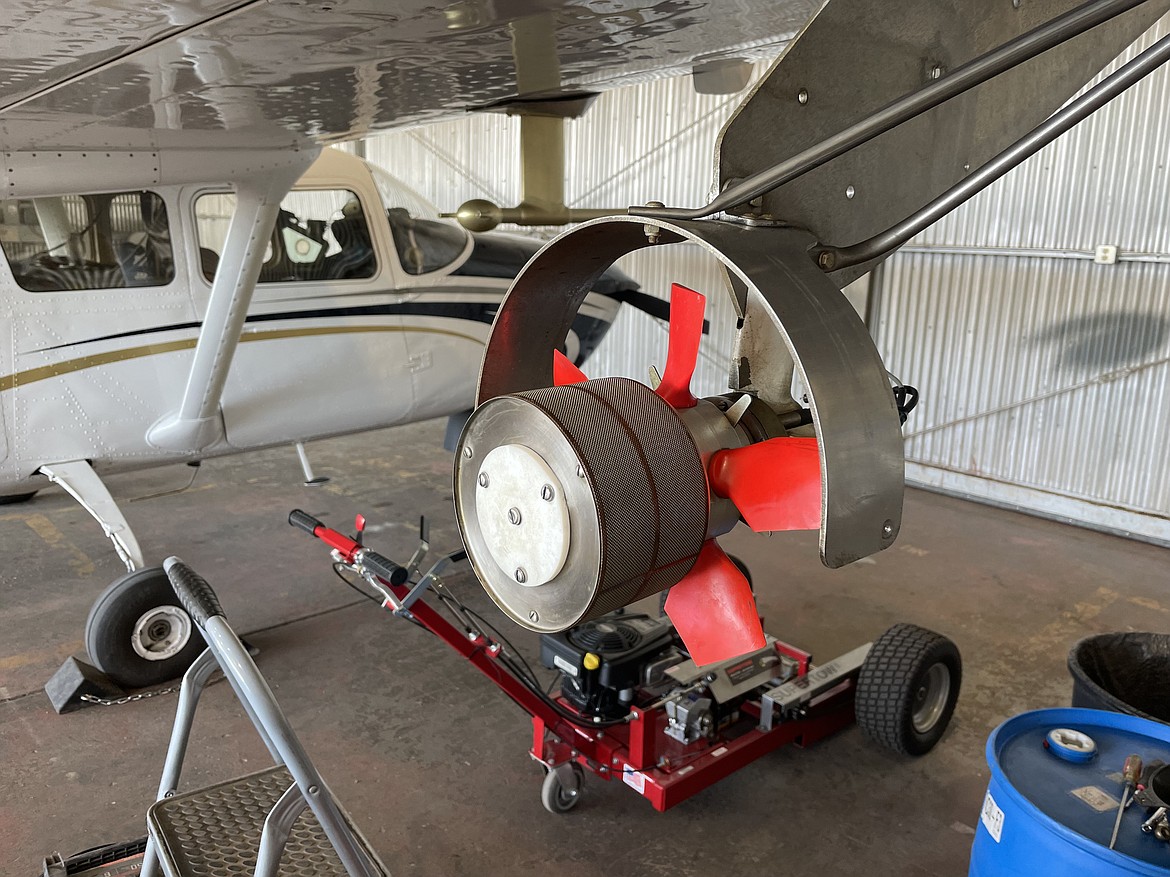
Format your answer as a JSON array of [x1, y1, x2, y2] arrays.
[[456, 377, 709, 631], [456, 393, 602, 631], [474, 444, 571, 587]]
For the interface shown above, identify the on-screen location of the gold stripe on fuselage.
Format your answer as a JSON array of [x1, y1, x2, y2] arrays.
[[0, 325, 485, 392]]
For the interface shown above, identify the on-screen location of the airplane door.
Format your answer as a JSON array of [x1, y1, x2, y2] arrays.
[[193, 185, 416, 448], [369, 166, 487, 424], [397, 282, 493, 423]]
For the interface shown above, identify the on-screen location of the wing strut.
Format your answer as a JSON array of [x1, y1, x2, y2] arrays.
[[147, 156, 315, 452]]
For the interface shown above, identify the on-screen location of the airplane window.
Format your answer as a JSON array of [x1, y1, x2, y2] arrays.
[[368, 165, 470, 276], [195, 189, 376, 283], [0, 191, 175, 291]]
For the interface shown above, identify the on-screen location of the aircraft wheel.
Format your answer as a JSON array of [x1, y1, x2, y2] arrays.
[[855, 623, 961, 756], [0, 490, 37, 504], [540, 763, 584, 814], [85, 567, 204, 689]]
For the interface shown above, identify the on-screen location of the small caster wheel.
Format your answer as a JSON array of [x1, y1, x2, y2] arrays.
[[856, 622, 961, 756], [85, 566, 204, 689], [541, 762, 584, 814]]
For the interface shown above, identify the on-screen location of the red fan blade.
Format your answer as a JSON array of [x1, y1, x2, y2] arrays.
[[655, 283, 705, 409], [708, 436, 821, 532], [553, 349, 588, 386], [664, 540, 766, 666]]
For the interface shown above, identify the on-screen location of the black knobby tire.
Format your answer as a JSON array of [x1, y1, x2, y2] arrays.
[[855, 623, 961, 756], [58, 837, 148, 874], [85, 566, 205, 689], [540, 763, 584, 814]]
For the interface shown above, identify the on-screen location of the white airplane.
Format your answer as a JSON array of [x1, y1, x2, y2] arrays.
[[0, 146, 632, 687], [1, 0, 1166, 688]]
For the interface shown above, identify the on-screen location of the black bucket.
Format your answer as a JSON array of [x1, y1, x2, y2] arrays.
[[1067, 632, 1170, 723]]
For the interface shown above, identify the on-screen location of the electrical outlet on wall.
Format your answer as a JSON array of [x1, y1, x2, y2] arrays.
[[1093, 245, 1118, 265]]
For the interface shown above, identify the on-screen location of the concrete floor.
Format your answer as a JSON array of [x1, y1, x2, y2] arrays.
[[3, 418, 1169, 876]]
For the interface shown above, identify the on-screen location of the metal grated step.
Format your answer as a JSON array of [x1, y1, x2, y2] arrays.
[[147, 765, 383, 877]]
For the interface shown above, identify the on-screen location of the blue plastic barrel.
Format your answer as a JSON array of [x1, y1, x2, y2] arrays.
[[970, 708, 1170, 875]]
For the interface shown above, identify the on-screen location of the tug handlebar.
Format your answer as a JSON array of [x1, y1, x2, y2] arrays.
[[288, 508, 409, 586], [356, 550, 410, 588]]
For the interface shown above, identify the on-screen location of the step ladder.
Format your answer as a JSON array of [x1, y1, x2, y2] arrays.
[[140, 557, 389, 877]]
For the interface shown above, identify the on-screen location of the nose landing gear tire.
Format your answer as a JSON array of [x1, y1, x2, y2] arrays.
[[84, 566, 204, 689], [0, 490, 37, 505], [855, 622, 962, 756]]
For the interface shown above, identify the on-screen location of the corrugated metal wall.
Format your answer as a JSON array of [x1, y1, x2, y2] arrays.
[[872, 13, 1170, 544], [356, 15, 1170, 543], [356, 66, 769, 396]]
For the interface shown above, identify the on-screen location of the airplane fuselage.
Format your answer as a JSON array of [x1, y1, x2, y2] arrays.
[[0, 149, 623, 496]]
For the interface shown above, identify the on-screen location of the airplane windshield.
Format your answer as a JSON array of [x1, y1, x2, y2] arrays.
[[368, 165, 469, 276], [0, 191, 174, 291]]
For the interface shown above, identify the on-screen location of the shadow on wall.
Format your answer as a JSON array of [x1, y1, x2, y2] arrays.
[[1030, 311, 1170, 374]]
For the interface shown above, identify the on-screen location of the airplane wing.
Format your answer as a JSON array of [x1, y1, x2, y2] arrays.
[[0, 0, 822, 153]]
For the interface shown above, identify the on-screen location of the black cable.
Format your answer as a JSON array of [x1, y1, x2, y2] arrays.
[[335, 553, 630, 729], [423, 571, 542, 688], [332, 562, 380, 604], [435, 595, 560, 699], [545, 670, 562, 697], [427, 588, 546, 690], [464, 606, 542, 688], [432, 580, 631, 728], [497, 651, 631, 728], [893, 384, 920, 424], [332, 563, 427, 630]]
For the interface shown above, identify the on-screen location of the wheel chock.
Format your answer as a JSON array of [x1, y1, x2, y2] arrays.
[[45, 656, 126, 714]]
